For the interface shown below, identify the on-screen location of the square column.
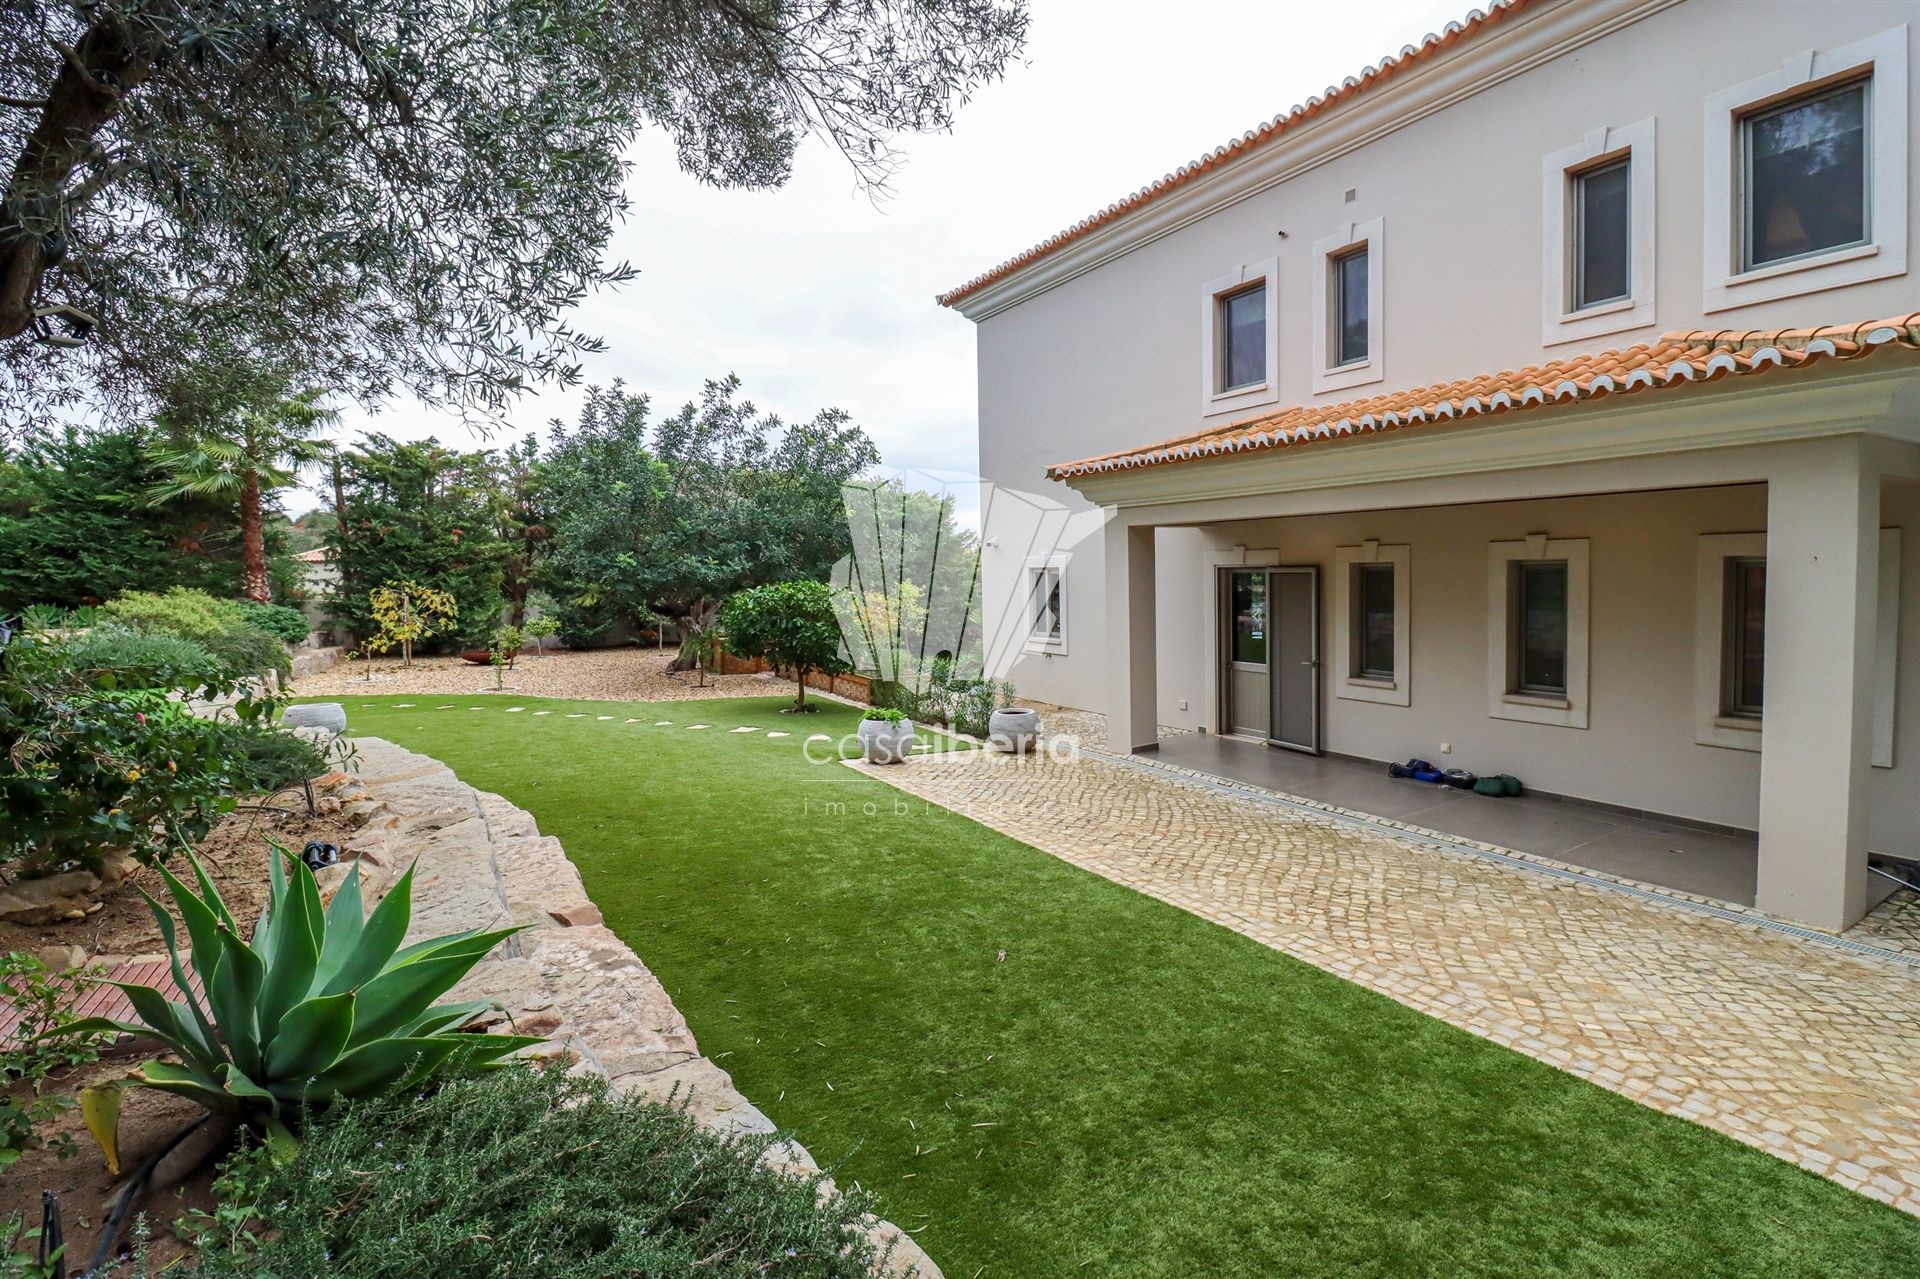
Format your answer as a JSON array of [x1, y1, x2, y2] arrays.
[[1102, 519, 1158, 754], [1755, 437, 1880, 931]]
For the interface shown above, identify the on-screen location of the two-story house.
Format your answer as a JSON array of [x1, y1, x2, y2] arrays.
[[942, 0, 1920, 933]]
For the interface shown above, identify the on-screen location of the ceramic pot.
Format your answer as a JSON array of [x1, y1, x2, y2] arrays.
[[988, 707, 1041, 753], [858, 717, 917, 764]]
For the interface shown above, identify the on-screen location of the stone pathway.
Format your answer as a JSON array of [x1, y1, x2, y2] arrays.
[[855, 746, 1920, 1216], [325, 738, 939, 1278]]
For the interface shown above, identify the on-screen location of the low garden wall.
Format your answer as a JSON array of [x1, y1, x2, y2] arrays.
[[715, 649, 874, 703]]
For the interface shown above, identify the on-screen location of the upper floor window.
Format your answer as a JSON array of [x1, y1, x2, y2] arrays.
[[1572, 156, 1631, 310], [1219, 283, 1267, 392], [1701, 25, 1907, 313], [1199, 258, 1279, 414], [1331, 247, 1369, 367], [1311, 217, 1383, 394], [1541, 118, 1655, 346], [1741, 78, 1868, 271]]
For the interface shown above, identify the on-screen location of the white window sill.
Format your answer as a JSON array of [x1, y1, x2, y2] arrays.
[[1503, 692, 1571, 710], [1722, 241, 1877, 289], [1561, 296, 1634, 321], [1024, 641, 1067, 657], [1312, 360, 1384, 395], [1347, 676, 1397, 690]]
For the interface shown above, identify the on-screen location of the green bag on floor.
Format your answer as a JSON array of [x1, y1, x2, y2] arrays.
[[1474, 774, 1523, 797]]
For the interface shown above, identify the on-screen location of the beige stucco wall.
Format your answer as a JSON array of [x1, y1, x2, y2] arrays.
[[1121, 482, 1915, 857], [974, 0, 1920, 717]]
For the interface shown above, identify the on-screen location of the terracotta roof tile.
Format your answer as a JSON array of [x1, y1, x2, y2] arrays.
[[1047, 315, 1920, 481], [938, 1, 1535, 309]]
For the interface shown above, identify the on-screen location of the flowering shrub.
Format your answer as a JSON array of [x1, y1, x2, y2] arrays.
[[0, 633, 270, 876]]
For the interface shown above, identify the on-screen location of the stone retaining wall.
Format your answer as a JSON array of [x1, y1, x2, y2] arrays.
[[319, 737, 937, 1277]]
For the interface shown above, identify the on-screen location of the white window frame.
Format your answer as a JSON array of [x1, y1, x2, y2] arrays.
[[1486, 536, 1589, 729], [1023, 554, 1068, 655], [1692, 529, 1902, 764], [1199, 257, 1280, 415], [1333, 542, 1410, 707], [1540, 118, 1656, 346], [1311, 218, 1384, 394], [1701, 25, 1908, 313]]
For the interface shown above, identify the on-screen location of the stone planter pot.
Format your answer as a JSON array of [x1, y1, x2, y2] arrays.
[[988, 707, 1041, 753], [857, 716, 916, 765]]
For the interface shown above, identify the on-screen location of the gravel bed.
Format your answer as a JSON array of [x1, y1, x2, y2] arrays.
[[293, 647, 788, 702]]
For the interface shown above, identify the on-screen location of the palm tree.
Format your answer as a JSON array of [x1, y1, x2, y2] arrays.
[[150, 390, 338, 602]]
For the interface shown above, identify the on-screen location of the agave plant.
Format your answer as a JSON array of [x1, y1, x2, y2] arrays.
[[53, 844, 537, 1164]]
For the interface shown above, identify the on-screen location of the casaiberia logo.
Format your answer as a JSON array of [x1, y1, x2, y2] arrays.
[[829, 469, 1105, 699]]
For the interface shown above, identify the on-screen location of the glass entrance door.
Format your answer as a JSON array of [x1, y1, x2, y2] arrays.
[[1223, 569, 1269, 738]]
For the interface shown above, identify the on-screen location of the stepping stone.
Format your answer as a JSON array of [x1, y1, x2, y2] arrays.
[[767, 731, 790, 738], [505, 707, 525, 713], [687, 724, 710, 730], [596, 716, 615, 721], [437, 704, 456, 709], [396, 703, 415, 708], [729, 726, 757, 734], [533, 711, 552, 716], [566, 714, 586, 718], [807, 734, 831, 742], [469, 706, 486, 710], [654, 720, 673, 726], [625, 718, 641, 723]]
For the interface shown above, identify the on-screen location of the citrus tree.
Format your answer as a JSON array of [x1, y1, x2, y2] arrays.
[[719, 581, 848, 712]]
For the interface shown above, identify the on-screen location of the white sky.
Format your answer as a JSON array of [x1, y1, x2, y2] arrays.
[[307, 0, 1467, 513]]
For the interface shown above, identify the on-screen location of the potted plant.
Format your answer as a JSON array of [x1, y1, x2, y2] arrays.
[[857, 706, 916, 764]]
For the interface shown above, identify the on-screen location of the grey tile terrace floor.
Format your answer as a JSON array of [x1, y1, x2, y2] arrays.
[[854, 743, 1920, 1215], [1150, 732, 1764, 905]]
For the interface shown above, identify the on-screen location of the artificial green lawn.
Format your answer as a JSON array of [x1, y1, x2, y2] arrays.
[[313, 693, 1920, 1278]]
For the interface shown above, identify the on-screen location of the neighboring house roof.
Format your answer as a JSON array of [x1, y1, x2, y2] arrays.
[[937, 0, 1534, 309], [294, 547, 335, 563], [1046, 315, 1920, 480]]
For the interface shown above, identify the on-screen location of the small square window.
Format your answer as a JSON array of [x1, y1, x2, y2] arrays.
[[1512, 561, 1569, 696], [1723, 557, 1766, 718], [1218, 284, 1267, 392], [1331, 248, 1368, 367], [1029, 566, 1063, 645], [1741, 78, 1869, 271], [1572, 156, 1631, 310], [1354, 563, 1395, 680]]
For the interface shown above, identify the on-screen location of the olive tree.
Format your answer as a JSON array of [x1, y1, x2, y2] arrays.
[[0, 0, 1028, 432]]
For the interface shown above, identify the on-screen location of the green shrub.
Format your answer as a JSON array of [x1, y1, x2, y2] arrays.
[[99, 587, 245, 642], [234, 600, 310, 645], [863, 707, 908, 724], [0, 634, 265, 876], [214, 725, 331, 796], [51, 848, 536, 1159], [100, 588, 290, 680], [720, 580, 849, 711], [192, 1064, 888, 1279], [58, 626, 225, 692]]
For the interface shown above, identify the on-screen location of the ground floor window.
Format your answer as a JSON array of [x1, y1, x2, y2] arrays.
[[1513, 560, 1570, 696], [1487, 537, 1588, 729], [1355, 562, 1395, 679], [1723, 556, 1766, 719], [1026, 561, 1066, 652]]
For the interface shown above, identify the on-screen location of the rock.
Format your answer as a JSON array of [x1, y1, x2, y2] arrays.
[[283, 702, 347, 735], [548, 902, 604, 928], [315, 796, 343, 816], [34, 944, 88, 971], [0, 869, 100, 924], [95, 849, 141, 890]]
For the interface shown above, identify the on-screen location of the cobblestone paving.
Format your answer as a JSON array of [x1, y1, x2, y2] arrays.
[[858, 746, 1920, 1215]]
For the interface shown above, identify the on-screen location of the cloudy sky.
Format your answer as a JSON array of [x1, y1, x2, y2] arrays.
[[310, 0, 1466, 510]]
